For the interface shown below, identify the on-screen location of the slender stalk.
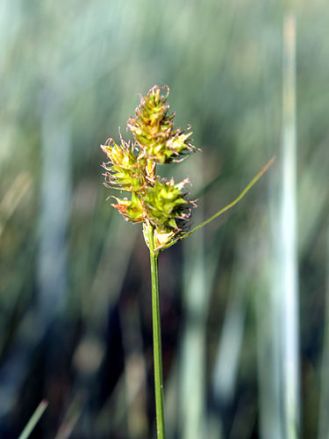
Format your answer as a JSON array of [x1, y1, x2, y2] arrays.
[[18, 400, 48, 439], [148, 225, 166, 439], [159, 156, 275, 251], [187, 156, 275, 238]]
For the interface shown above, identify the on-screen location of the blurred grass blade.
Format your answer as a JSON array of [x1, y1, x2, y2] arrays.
[[318, 229, 329, 439], [55, 393, 85, 439], [18, 400, 48, 439], [256, 231, 282, 439], [212, 258, 246, 406], [87, 216, 138, 330], [280, 12, 300, 438], [38, 102, 71, 327], [121, 300, 148, 438], [0, 173, 32, 241], [179, 156, 207, 439]]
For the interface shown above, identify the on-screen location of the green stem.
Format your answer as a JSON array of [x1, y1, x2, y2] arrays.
[[148, 225, 166, 439], [18, 400, 48, 439], [186, 156, 275, 237]]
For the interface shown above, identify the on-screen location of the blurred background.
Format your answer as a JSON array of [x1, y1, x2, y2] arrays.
[[0, 0, 328, 437]]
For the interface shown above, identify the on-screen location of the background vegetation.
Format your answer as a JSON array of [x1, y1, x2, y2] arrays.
[[0, 0, 328, 437]]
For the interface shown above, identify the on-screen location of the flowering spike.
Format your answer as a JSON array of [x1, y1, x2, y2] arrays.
[[101, 138, 146, 192], [101, 85, 199, 250], [127, 85, 196, 164], [111, 193, 144, 223], [143, 179, 194, 239]]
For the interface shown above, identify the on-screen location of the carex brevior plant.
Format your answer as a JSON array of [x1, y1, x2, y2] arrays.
[[101, 85, 274, 438]]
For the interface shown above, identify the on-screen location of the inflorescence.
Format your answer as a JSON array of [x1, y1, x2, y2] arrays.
[[101, 85, 198, 251]]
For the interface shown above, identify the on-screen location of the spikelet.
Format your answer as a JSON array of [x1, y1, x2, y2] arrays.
[[127, 86, 196, 164]]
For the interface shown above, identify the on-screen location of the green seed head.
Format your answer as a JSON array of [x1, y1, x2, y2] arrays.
[[144, 179, 191, 231], [102, 138, 146, 192], [127, 85, 195, 164], [111, 193, 144, 223], [101, 85, 199, 250]]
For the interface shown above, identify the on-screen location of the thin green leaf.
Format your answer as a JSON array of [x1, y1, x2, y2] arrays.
[[18, 400, 48, 439]]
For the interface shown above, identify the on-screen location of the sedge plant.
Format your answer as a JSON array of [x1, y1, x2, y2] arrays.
[[101, 85, 274, 439]]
